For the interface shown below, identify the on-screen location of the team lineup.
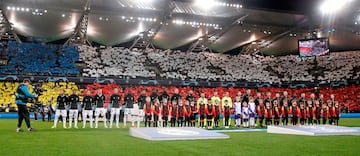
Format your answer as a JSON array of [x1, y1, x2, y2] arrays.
[[49, 88, 341, 129]]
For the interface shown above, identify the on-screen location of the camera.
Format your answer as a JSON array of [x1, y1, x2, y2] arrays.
[[32, 83, 45, 96], [28, 83, 45, 107]]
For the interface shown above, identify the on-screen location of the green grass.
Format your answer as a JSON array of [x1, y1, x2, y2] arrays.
[[0, 119, 360, 156]]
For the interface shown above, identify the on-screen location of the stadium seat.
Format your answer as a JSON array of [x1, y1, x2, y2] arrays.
[[0, 41, 80, 76]]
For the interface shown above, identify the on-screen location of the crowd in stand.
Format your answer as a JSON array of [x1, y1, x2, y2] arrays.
[[0, 41, 80, 76], [78, 45, 360, 83], [1, 42, 359, 83], [79, 46, 156, 78]]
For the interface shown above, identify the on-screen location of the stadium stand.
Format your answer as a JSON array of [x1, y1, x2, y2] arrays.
[[0, 77, 358, 112], [37, 82, 80, 107], [0, 41, 80, 76], [0, 42, 359, 112], [78, 45, 360, 83], [316, 51, 360, 81], [78, 45, 156, 78], [1, 42, 359, 83], [80, 83, 360, 112], [0, 81, 79, 110], [0, 82, 18, 111]]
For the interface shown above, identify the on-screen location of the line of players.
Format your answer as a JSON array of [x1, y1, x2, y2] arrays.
[[255, 97, 341, 127], [51, 88, 342, 129], [52, 88, 121, 129], [140, 93, 341, 129]]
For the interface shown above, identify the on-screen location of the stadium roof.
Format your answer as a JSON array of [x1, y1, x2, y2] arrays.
[[1, 0, 360, 55]]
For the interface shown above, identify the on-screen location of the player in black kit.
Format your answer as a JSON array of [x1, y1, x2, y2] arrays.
[[83, 90, 94, 128], [123, 90, 135, 128], [137, 89, 147, 121], [110, 88, 121, 128], [52, 90, 68, 129], [68, 90, 80, 128], [94, 89, 107, 128]]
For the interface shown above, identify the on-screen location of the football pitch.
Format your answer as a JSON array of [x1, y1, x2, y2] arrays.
[[1, 119, 360, 156]]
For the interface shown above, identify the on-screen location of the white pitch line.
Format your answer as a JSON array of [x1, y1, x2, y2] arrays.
[[212, 129, 267, 133]]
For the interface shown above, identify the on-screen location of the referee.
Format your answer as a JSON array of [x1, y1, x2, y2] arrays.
[[15, 79, 37, 132]]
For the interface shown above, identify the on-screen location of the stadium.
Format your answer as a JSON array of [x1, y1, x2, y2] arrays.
[[0, 0, 360, 155]]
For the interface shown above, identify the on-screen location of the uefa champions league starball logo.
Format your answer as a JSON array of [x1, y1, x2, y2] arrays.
[[157, 128, 200, 136], [303, 125, 359, 133]]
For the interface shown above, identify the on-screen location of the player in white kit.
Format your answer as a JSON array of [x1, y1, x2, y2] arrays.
[[234, 96, 242, 128], [248, 97, 257, 128], [242, 101, 250, 128], [133, 103, 141, 128]]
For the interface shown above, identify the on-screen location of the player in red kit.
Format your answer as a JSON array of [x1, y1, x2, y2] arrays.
[[153, 98, 161, 127], [306, 100, 314, 125], [333, 101, 340, 125], [198, 99, 206, 128], [321, 101, 330, 125], [272, 100, 281, 126], [313, 100, 322, 125], [184, 100, 191, 127], [289, 100, 300, 126], [169, 100, 177, 127], [223, 100, 231, 129], [299, 102, 307, 125], [264, 102, 273, 126], [206, 101, 215, 129], [143, 97, 152, 127], [161, 98, 170, 127], [190, 100, 197, 127], [177, 100, 185, 127], [281, 100, 290, 125], [257, 99, 265, 127], [327, 101, 335, 125], [214, 99, 221, 128]]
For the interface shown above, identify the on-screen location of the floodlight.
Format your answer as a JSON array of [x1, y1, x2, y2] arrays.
[[194, 0, 216, 10], [320, 0, 353, 14], [134, 0, 153, 2]]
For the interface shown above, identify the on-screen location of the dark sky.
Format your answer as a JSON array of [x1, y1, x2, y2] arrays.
[[178, 0, 322, 14], [234, 0, 321, 14]]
